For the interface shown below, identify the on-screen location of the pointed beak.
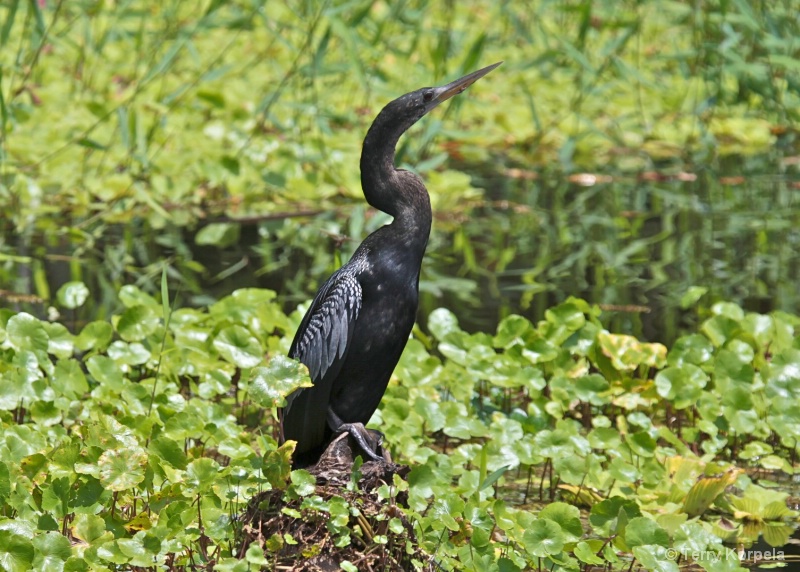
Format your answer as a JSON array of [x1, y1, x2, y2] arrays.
[[428, 61, 503, 111]]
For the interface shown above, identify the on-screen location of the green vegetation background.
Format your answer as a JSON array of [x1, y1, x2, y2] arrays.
[[0, 1, 799, 571], [1, 0, 798, 307]]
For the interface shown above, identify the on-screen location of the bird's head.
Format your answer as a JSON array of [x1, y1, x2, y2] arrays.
[[361, 61, 502, 217], [376, 61, 503, 135]]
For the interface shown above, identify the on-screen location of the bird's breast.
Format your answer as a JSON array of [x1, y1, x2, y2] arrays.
[[354, 270, 418, 349]]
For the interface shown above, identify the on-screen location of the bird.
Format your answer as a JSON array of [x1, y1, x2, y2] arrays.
[[280, 62, 502, 467]]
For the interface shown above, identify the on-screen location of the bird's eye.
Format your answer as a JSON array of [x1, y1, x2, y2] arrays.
[[422, 90, 434, 103]]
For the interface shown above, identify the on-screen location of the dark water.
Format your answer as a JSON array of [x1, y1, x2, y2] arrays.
[[415, 168, 800, 343], [3, 167, 799, 346]]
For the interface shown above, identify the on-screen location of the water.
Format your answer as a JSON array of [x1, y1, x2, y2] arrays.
[[418, 168, 800, 343]]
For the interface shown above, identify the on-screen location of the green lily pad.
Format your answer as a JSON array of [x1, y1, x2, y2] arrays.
[[213, 325, 263, 368]]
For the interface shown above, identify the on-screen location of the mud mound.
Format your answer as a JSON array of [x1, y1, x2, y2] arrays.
[[239, 433, 439, 571]]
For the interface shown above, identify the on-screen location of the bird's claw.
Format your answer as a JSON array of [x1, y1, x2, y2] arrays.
[[327, 408, 386, 463], [337, 422, 385, 463]]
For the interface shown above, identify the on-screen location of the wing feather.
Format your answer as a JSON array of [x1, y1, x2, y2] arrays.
[[281, 271, 362, 454], [292, 274, 361, 377]]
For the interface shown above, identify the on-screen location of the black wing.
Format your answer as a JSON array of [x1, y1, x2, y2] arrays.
[[281, 270, 362, 454]]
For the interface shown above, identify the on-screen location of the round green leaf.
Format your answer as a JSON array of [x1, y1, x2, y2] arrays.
[[107, 341, 150, 365], [52, 359, 89, 399], [185, 458, 221, 494], [289, 469, 316, 497], [244, 542, 269, 566], [0, 368, 36, 411], [627, 431, 657, 457], [148, 436, 188, 470], [430, 496, 464, 531], [0, 462, 9, 503], [711, 302, 745, 321], [30, 401, 62, 426], [43, 322, 74, 358], [545, 302, 586, 331], [71, 514, 106, 544], [538, 502, 583, 541], [428, 308, 460, 341], [117, 534, 160, 567], [494, 314, 534, 348], [521, 337, 559, 364], [701, 315, 739, 347], [589, 497, 641, 536], [608, 457, 640, 483], [118, 285, 159, 310], [521, 518, 564, 557], [6, 313, 49, 352], [75, 321, 114, 351], [764, 348, 800, 401], [98, 448, 147, 491], [86, 355, 125, 391], [32, 532, 72, 572], [553, 455, 591, 486], [117, 305, 160, 342], [588, 427, 621, 450], [213, 325, 263, 368], [249, 355, 312, 408], [575, 374, 610, 405], [625, 516, 669, 548], [544, 301, 586, 344], [0, 531, 34, 572], [632, 546, 679, 572], [209, 288, 281, 327], [667, 334, 714, 367], [574, 541, 605, 565], [56, 281, 90, 309], [408, 465, 438, 499], [655, 364, 708, 409]]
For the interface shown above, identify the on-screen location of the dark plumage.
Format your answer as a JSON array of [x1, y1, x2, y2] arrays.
[[280, 62, 501, 466]]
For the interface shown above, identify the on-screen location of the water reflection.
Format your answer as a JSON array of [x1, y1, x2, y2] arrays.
[[420, 171, 800, 344]]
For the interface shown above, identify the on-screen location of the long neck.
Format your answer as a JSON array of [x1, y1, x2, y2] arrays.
[[360, 110, 432, 253]]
